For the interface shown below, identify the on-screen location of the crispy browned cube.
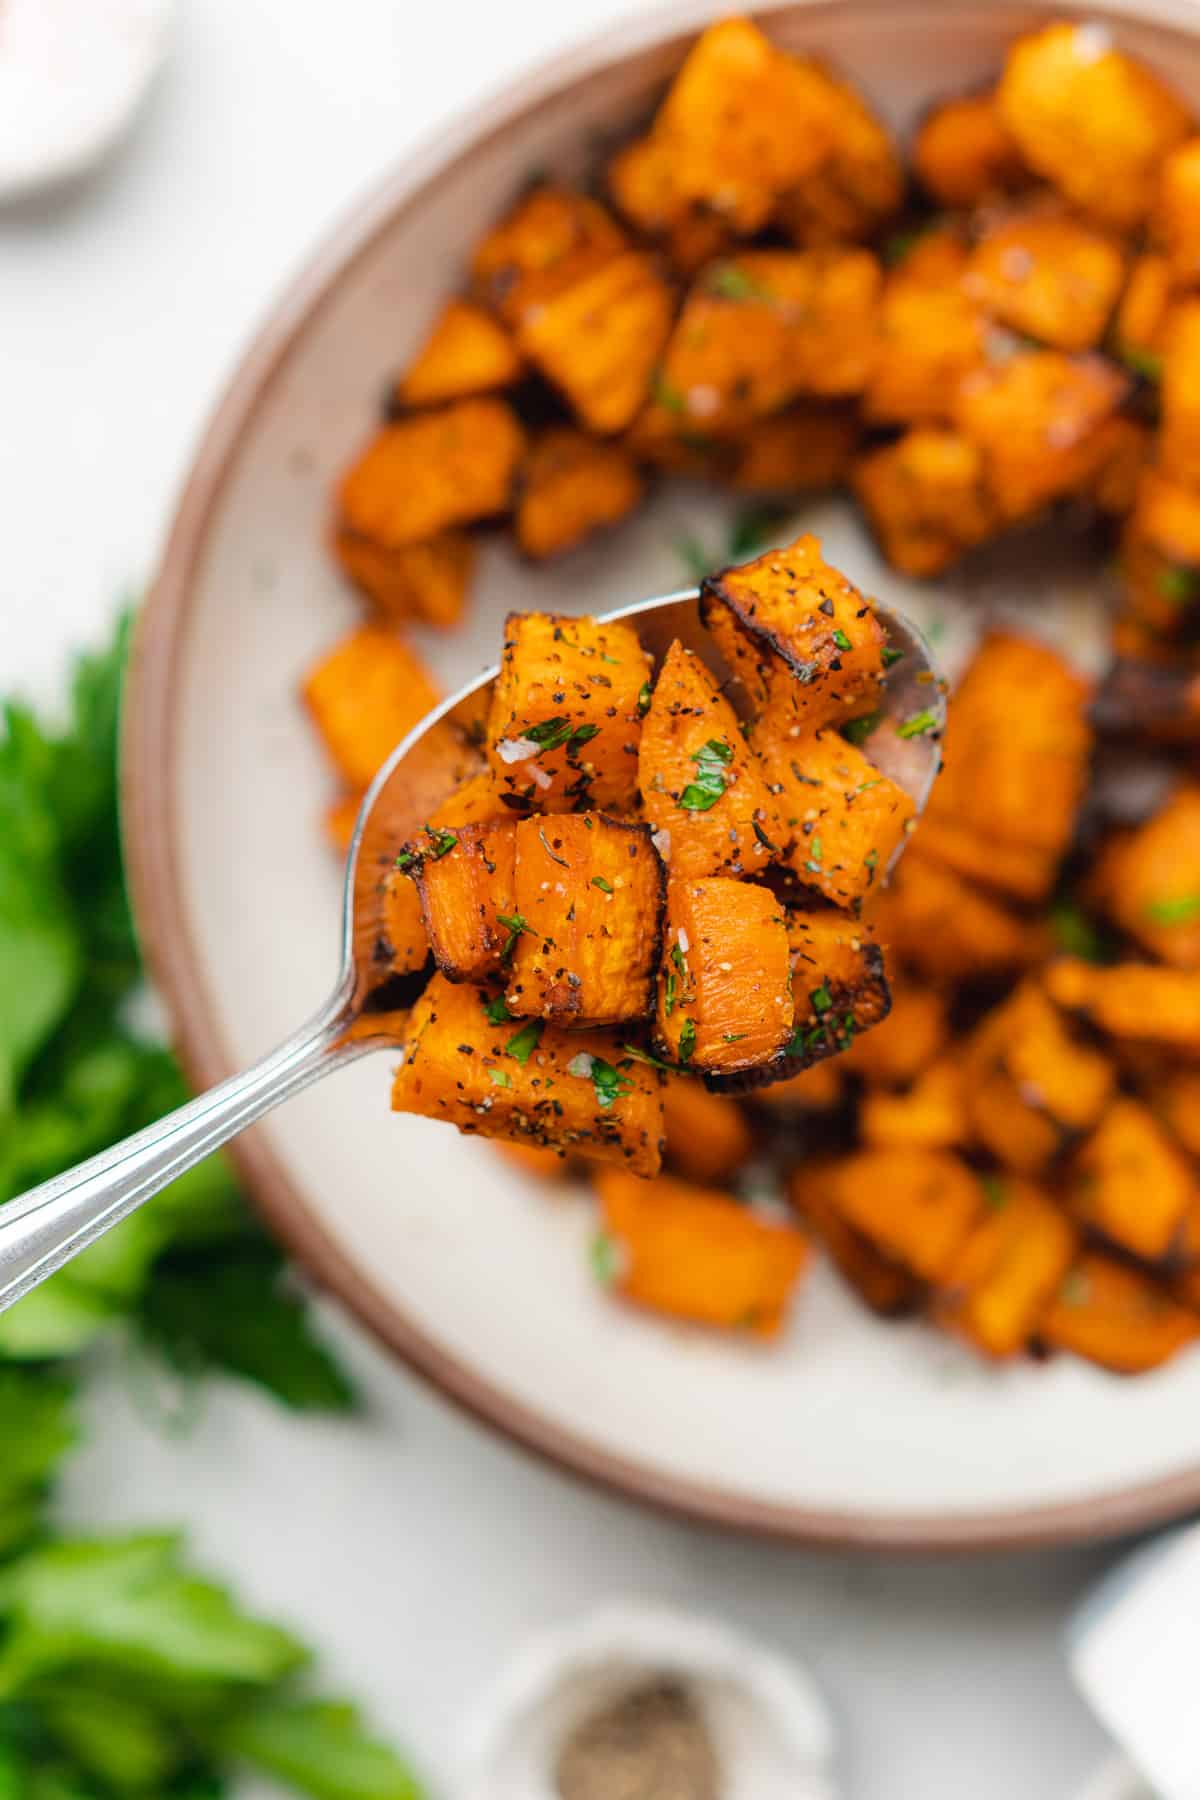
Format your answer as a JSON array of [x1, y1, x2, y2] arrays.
[[1159, 301, 1200, 489], [303, 625, 440, 791], [963, 983, 1115, 1175], [954, 350, 1130, 523], [661, 1073, 754, 1187], [515, 430, 644, 560], [1156, 1071, 1200, 1163], [997, 22, 1192, 231], [1090, 786, 1200, 967], [752, 1059, 843, 1115], [701, 533, 888, 736], [863, 260, 987, 427], [654, 877, 792, 1076], [1155, 137, 1200, 285], [859, 1056, 967, 1153], [1046, 958, 1200, 1053], [1115, 254, 1174, 376], [594, 1167, 809, 1337], [963, 205, 1126, 353], [853, 429, 997, 577], [487, 612, 651, 815], [639, 639, 779, 883], [606, 134, 734, 277], [505, 813, 664, 1025], [912, 92, 1028, 207], [1040, 1254, 1197, 1372], [841, 979, 948, 1085], [510, 250, 676, 437], [338, 400, 525, 548], [782, 909, 891, 1066], [757, 725, 916, 911], [1120, 468, 1200, 643], [871, 847, 1040, 981], [398, 817, 518, 985], [936, 1178, 1078, 1358], [375, 772, 512, 980], [396, 300, 522, 407], [640, 250, 881, 442], [1087, 416, 1152, 516], [806, 1147, 983, 1284], [774, 63, 903, 247], [332, 528, 474, 630], [1067, 1097, 1194, 1261], [791, 1163, 922, 1315], [470, 186, 628, 316]]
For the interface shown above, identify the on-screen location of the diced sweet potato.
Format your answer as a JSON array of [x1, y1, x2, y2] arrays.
[[396, 299, 522, 406], [853, 429, 997, 577], [1039, 1253, 1198, 1373], [1067, 1096, 1194, 1261], [1155, 137, 1200, 286], [1087, 416, 1152, 517], [912, 92, 1027, 207], [756, 725, 916, 910], [1089, 785, 1200, 967], [325, 792, 362, 855], [487, 612, 651, 815], [860, 1056, 968, 1152], [491, 1140, 576, 1182], [774, 63, 903, 247], [303, 625, 440, 791], [1155, 1069, 1200, 1161], [375, 772, 509, 980], [802, 1147, 983, 1283], [471, 186, 628, 315], [963, 204, 1126, 353], [936, 1178, 1078, 1358], [639, 639, 779, 882], [1046, 958, 1200, 1053], [332, 528, 474, 630], [399, 816, 518, 984], [392, 974, 664, 1174], [594, 1166, 809, 1337], [913, 817, 1059, 906], [954, 349, 1130, 523], [789, 1161, 922, 1315], [337, 400, 525, 548], [505, 813, 664, 1025], [863, 263, 987, 427], [872, 847, 1040, 980], [701, 533, 888, 736], [841, 979, 948, 1085], [751, 1059, 843, 1114], [731, 406, 860, 494], [655, 877, 792, 1076], [1159, 300, 1200, 490], [1119, 468, 1200, 644], [997, 22, 1192, 231], [661, 1073, 754, 1187], [782, 909, 891, 1064], [1115, 254, 1173, 376], [515, 429, 643, 560], [605, 133, 734, 275], [963, 982, 1115, 1174]]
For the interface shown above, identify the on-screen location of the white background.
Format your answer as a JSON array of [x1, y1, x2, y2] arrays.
[[3, 0, 1124, 1792]]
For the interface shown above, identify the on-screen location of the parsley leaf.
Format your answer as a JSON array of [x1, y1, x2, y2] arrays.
[[215, 1696, 423, 1800], [897, 707, 940, 739], [679, 738, 734, 812], [841, 711, 881, 747], [1145, 894, 1200, 925], [678, 1019, 697, 1063], [588, 1058, 633, 1110], [504, 1021, 543, 1065], [484, 994, 513, 1024], [496, 913, 529, 960]]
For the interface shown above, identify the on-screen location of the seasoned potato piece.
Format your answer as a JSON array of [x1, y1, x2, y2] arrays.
[[606, 134, 733, 275], [641, 250, 881, 441], [1087, 416, 1151, 517], [863, 260, 987, 427], [1155, 137, 1200, 286], [1046, 958, 1200, 1053], [1067, 1097, 1194, 1261], [655, 877, 792, 1076], [1159, 300, 1200, 490], [872, 847, 1039, 980], [789, 1161, 922, 1315], [997, 22, 1192, 231], [376, 772, 508, 980], [732, 406, 860, 493], [963, 205, 1126, 353], [963, 983, 1115, 1174], [841, 980, 948, 1085], [338, 400, 525, 548], [515, 429, 644, 560], [491, 1140, 576, 1182], [937, 1178, 1077, 1359], [751, 1058, 843, 1114], [782, 909, 891, 1065], [955, 350, 1130, 522], [701, 533, 888, 735], [913, 92, 1027, 208], [914, 818, 1061, 907], [470, 185, 627, 315], [1089, 785, 1200, 967], [853, 428, 997, 577], [661, 1073, 754, 1187], [805, 1147, 982, 1283], [1120, 468, 1200, 643], [1115, 253, 1173, 376], [487, 612, 651, 815], [757, 725, 916, 911], [510, 250, 675, 436], [859, 1056, 968, 1152], [639, 640, 779, 882], [332, 528, 474, 631], [303, 625, 440, 792], [1041, 1255, 1198, 1372], [399, 817, 517, 985], [505, 813, 664, 1025], [324, 792, 362, 855], [594, 1167, 809, 1337], [775, 64, 903, 247], [396, 300, 522, 407], [393, 974, 664, 1174]]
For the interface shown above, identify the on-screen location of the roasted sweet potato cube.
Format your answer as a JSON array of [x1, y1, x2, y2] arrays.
[[913, 817, 1059, 906], [774, 63, 903, 247], [1155, 1069, 1200, 1161], [757, 726, 916, 910], [337, 400, 525, 549], [487, 612, 651, 815], [606, 134, 734, 275], [1087, 416, 1151, 517], [809, 1147, 983, 1283], [491, 1140, 576, 1182], [860, 1057, 968, 1152], [509, 250, 676, 437], [963, 983, 1115, 1174], [954, 350, 1130, 523], [1119, 468, 1200, 643], [750, 1059, 843, 1114], [1039, 1254, 1198, 1373], [470, 185, 628, 315], [852, 429, 997, 577], [731, 407, 859, 493], [1159, 301, 1200, 490], [324, 792, 362, 855], [1089, 785, 1200, 967], [303, 625, 440, 791], [863, 265, 987, 427], [654, 877, 792, 1075], [639, 640, 779, 883], [997, 22, 1192, 231], [332, 528, 474, 631], [1067, 1097, 1194, 1261], [912, 92, 1027, 207], [871, 848, 1040, 980], [701, 533, 888, 735], [594, 1167, 809, 1337], [841, 979, 948, 1085], [1154, 138, 1200, 286], [963, 205, 1126, 353], [1115, 254, 1174, 376], [1046, 958, 1200, 1052], [789, 1162, 921, 1315], [661, 1073, 754, 1187], [784, 909, 891, 1060], [505, 813, 664, 1025], [936, 1178, 1078, 1358], [398, 817, 518, 985], [375, 772, 508, 979], [392, 974, 664, 1174], [515, 429, 644, 559], [396, 300, 522, 407]]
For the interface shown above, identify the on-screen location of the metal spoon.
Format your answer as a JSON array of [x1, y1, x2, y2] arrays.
[[0, 586, 943, 1314]]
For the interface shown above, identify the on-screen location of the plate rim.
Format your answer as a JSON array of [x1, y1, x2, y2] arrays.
[[124, 0, 1200, 1551]]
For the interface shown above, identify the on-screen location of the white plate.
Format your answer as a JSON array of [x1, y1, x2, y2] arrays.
[[128, 0, 1200, 1547]]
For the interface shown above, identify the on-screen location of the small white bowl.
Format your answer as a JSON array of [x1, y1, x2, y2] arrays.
[[454, 1602, 837, 1800]]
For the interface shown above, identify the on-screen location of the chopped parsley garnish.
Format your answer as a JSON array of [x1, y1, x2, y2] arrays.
[[842, 710, 881, 747], [1158, 566, 1198, 605], [497, 912, 529, 960], [592, 876, 614, 894], [897, 707, 940, 739], [524, 718, 601, 755], [484, 994, 514, 1023], [678, 1018, 697, 1063], [722, 1032, 747, 1043], [505, 1021, 544, 1065], [831, 628, 852, 652], [395, 850, 416, 871], [706, 263, 769, 302], [487, 1067, 511, 1087], [679, 737, 734, 812], [882, 645, 905, 668], [1050, 899, 1106, 961], [637, 680, 653, 716], [664, 971, 677, 1016], [652, 372, 687, 415], [590, 1230, 620, 1286], [620, 1042, 677, 1073], [1145, 893, 1200, 925], [589, 1056, 634, 1110], [425, 828, 458, 858], [809, 981, 833, 1016]]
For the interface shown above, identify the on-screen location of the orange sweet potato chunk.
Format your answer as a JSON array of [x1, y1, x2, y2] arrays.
[[774, 61, 902, 247], [731, 407, 860, 493], [841, 980, 948, 1085], [505, 813, 664, 1026], [337, 400, 525, 548], [654, 877, 792, 1076], [936, 1178, 1078, 1358], [863, 259, 988, 428], [470, 186, 628, 316], [859, 1057, 968, 1153], [790, 1161, 921, 1314], [1159, 300, 1200, 491], [303, 625, 440, 792], [871, 848, 1040, 981], [1039, 1254, 1197, 1374], [515, 429, 644, 559], [1154, 137, 1200, 286], [963, 205, 1126, 353], [1089, 785, 1200, 967], [661, 1074, 753, 1187], [912, 92, 1027, 208], [1046, 959, 1200, 1053], [963, 982, 1115, 1175], [396, 299, 522, 406], [1119, 468, 1200, 644], [805, 1147, 983, 1284], [782, 908, 891, 1061], [1115, 254, 1174, 374], [1067, 1096, 1194, 1261], [751, 1059, 843, 1115], [332, 529, 474, 631], [375, 773, 508, 980], [400, 816, 518, 985], [852, 428, 997, 577], [595, 1167, 809, 1337], [756, 725, 916, 911]]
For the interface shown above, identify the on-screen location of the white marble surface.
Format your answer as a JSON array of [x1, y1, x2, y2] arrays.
[[3, 0, 1125, 1792]]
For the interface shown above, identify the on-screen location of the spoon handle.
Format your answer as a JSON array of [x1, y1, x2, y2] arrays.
[[0, 999, 361, 1315]]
